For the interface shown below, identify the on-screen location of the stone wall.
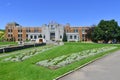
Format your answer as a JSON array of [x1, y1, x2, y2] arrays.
[[0, 43, 46, 53]]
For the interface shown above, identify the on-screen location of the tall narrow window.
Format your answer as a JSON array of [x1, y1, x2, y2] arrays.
[[30, 35, 33, 39], [34, 35, 37, 39], [18, 29, 22, 32], [74, 35, 77, 39], [44, 35, 45, 38], [60, 35, 62, 39], [70, 35, 72, 39], [74, 29, 78, 33], [26, 34, 28, 38]]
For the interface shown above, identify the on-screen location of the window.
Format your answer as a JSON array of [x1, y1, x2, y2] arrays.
[[26, 29, 30, 32], [74, 29, 78, 33], [82, 34, 86, 41], [11, 35, 13, 37], [51, 25, 55, 30], [43, 35, 45, 38], [18, 29, 22, 32], [51, 25, 53, 27], [18, 39, 22, 41], [70, 35, 72, 39], [8, 34, 11, 37], [8, 29, 12, 32], [34, 28, 38, 32], [26, 28, 31, 32], [8, 29, 10, 32], [60, 35, 62, 39], [50, 33, 55, 36], [18, 34, 22, 37], [82, 34, 84, 37], [34, 35, 37, 39], [34, 30, 38, 32], [18, 34, 20, 37], [26, 34, 28, 38], [74, 35, 77, 39], [82, 28, 85, 33], [30, 35, 33, 39]]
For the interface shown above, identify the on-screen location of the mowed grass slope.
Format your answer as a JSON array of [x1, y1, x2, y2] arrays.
[[0, 30, 17, 46], [0, 42, 17, 46], [0, 43, 118, 80]]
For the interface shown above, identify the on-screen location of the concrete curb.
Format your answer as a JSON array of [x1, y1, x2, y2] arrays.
[[53, 50, 118, 80]]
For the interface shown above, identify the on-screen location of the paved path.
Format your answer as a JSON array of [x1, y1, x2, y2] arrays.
[[58, 50, 120, 80]]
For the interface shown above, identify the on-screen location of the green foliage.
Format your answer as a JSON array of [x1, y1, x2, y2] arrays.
[[0, 30, 5, 41], [0, 42, 17, 46], [38, 34, 42, 38], [92, 19, 120, 43], [62, 32, 67, 42], [0, 29, 5, 32], [86, 27, 95, 40]]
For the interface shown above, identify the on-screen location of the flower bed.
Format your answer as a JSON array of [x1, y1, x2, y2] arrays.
[[36, 46, 117, 69], [3, 45, 55, 62]]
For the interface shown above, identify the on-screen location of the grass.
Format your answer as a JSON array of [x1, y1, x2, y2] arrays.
[[0, 42, 18, 46], [0, 42, 119, 80]]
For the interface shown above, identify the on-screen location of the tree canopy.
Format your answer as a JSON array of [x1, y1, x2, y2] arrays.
[[92, 19, 120, 43], [0, 30, 5, 41]]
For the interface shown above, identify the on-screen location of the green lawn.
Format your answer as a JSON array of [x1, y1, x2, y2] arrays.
[[0, 42, 119, 80], [0, 42, 17, 46]]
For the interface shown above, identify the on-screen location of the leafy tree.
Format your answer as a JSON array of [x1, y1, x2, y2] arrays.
[[92, 19, 120, 43], [0, 30, 5, 41], [115, 27, 120, 42], [62, 32, 67, 42], [86, 27, 95, 41]]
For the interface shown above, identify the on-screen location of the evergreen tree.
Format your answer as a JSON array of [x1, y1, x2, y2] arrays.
[[38, 34, 42, 38], [62, 32, 67, 42]]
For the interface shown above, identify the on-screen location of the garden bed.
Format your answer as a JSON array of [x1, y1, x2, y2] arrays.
[[36, 46, 117, 69], [3, 44, 55, 62]]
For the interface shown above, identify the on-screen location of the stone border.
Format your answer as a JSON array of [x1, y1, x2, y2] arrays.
[[53, 49, 118, 80]]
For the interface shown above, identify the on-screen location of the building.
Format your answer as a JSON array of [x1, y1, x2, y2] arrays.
[[5, 22, 92, 42]]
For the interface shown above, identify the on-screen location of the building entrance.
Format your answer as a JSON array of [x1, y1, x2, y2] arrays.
[[50, 33, 55, 41]]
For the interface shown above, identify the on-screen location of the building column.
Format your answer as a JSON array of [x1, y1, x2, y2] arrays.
[[28, 34, 30, 40], [77, 35, 79, 41], [72, 35, 74, 40], [33, 35, 34, 39], [37, 35, 38, 39]]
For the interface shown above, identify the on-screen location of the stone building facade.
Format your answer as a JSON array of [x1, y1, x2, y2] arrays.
[[5, 22, 92, 42]]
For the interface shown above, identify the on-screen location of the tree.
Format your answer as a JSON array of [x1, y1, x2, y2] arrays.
[[86, 27, 95, 41], [115, 27, 120, 42], [0, 31, 5, 41], [62, 32, 67, 42], [92, 19, 120, 43], [38, 34, 42, 38]]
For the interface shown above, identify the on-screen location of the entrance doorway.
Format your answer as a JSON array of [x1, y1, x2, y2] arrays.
[[50, 32, 55, 41]]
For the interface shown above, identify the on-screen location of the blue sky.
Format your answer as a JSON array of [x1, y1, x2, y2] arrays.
[[0, 0, 120, 29]]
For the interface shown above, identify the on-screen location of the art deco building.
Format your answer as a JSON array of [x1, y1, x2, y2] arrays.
[[5, 22, 92, 42]]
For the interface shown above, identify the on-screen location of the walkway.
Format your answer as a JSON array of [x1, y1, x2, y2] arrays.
[[58, 50, 120, 80]]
